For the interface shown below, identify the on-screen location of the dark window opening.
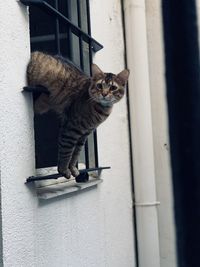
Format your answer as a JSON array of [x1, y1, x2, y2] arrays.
[[22, 0, 103, 170]]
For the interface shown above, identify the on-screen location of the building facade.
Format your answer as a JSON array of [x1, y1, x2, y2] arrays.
[[0, 1, 178, 267]]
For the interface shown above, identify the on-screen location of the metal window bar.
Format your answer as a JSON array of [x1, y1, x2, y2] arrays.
[[86, 0, 99, 168], [22, 0, 109, 182], [54, 0, 60, 54], [77, 0, 84, 68], [26, 167, 111, 183], [20, 0, 103, 53], [66, 1, 72, 61], [76, 0, 89, 169]]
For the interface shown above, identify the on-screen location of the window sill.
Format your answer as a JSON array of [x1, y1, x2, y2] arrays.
[[35, 177, 103, 200], [28, 165, 103, 199]]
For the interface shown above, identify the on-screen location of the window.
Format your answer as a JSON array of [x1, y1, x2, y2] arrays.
[[21, 0, 109, 182]]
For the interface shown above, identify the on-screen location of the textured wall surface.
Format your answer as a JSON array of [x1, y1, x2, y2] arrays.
[[145, 1, 177, 266], [0, 1, 36, 267], [0, 1, 135, 267]]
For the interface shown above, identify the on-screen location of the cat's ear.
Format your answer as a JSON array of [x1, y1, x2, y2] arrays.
[[117, 69, 130, 85], [92, 64, 104, 76]]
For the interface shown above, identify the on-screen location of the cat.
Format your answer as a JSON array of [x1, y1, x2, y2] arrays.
[[27, 51, 129, 178]]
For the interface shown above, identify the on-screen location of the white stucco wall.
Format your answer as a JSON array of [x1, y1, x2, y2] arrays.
[[0, 1, 135, 267], [0, 1, 36, 266], [145, 1, 177, 267]]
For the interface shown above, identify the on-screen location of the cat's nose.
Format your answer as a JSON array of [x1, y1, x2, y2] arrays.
[[102, 91, 108, 97]]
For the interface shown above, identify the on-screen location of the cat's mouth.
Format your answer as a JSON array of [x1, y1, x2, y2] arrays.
[[89, 92, 114, 106], [99, 98, 113, 107]]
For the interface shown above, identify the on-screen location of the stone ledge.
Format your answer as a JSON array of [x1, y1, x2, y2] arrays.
[[36, 177, 103, 199]]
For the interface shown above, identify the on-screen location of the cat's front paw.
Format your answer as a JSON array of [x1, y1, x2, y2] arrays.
[[58, 166, 72, 179], [70, 166, 80, 177]]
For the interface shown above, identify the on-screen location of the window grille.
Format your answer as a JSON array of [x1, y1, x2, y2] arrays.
[[21, 0, 110, 182]]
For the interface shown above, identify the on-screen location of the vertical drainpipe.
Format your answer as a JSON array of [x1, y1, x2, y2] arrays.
[[123, 0, 160, 266]]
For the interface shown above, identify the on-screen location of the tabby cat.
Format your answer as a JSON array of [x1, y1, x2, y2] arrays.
[[27, 51, 129, 178]]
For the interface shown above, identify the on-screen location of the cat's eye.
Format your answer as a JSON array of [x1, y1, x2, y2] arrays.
[[110, 85, 117, 91], [96, 83, 103, 90]]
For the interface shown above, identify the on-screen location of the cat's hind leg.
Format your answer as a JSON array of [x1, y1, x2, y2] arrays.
[[34, 93, 50, 114]]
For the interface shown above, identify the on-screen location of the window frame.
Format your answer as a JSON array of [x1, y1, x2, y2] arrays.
[[21, 0, 110, 183]]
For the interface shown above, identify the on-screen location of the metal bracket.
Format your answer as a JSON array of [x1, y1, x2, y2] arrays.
[[134, 201, 161, 207], [23, 86, 50, 94]]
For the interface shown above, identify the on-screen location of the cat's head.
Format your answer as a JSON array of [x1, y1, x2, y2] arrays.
[[89, 64, 130, 107]]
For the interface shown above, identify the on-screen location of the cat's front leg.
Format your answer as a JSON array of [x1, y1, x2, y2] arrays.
[[57, 127, 81, 179], [58, 165, 72, 179], [69, 134, 89, 177]]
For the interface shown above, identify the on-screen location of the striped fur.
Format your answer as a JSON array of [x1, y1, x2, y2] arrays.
[[27, 51, 129, 178]]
